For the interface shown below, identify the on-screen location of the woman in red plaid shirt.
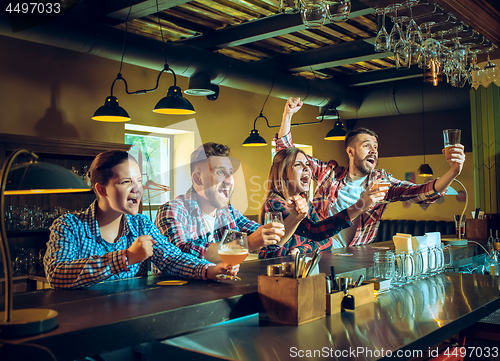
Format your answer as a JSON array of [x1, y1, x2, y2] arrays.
[[258, 146, 386, 258]]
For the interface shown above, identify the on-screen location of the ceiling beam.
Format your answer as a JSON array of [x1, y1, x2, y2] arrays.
[[254, 38, 392, 72], [97, 0, 192, 22], [181, 0, 374, 49], [346, 66, 424, 86]]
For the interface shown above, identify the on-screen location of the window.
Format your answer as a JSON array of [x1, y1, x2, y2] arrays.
[[125, 130, 173, 221]]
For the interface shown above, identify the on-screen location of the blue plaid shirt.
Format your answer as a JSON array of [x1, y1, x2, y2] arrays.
[[44, 201, 212, 289], [155, 187, 260, 259]]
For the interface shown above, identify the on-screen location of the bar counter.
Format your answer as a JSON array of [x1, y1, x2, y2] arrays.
[[0, 241, 497, 360]]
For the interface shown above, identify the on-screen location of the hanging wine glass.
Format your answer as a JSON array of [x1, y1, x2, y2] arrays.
[[451, 32, 467, 69], [388, 4, 403, 51], [326, 0, 350, 22], [394, 36, 410, 70], [469, 58, 482, 90], [405, 0, 423, 65], [374, 7, 390, 52], [483, 52, 499, 88], [301, 0, 328, 29], [418, 22, 435, 69]]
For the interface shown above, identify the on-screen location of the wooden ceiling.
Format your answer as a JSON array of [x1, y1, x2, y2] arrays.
[[84, 0, 500, 87]]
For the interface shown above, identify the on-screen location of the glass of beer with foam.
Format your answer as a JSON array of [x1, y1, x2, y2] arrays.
[[218, 230, 249, 272], [370, 168, 391, 203]]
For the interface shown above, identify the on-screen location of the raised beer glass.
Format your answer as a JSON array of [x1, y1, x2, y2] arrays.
[[218, 230, 249, 268]]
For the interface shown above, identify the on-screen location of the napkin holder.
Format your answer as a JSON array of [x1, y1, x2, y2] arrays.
[[258, 273, 326, 326], [326, 282, 374, 315]]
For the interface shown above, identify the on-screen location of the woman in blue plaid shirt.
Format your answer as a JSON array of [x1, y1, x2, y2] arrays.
[[44, 150, 238, 288]]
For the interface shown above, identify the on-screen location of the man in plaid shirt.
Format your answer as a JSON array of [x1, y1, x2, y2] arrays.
[[155, 142, 285, 262], [276, 97, 466, 246]]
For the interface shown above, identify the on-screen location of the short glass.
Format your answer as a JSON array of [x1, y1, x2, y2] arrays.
[[265, 211, 284, 225], [443, 129, 461, 158], [373, 251, 395, 283]]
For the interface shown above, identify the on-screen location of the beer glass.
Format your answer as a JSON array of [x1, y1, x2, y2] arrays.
[[443, 129, 461, 159], [373, 251, 395, 282], [218, 230, 249, 268], [370, 168, 391, 204], [435, 243, 453, 273], [265, 212, 284, 226]]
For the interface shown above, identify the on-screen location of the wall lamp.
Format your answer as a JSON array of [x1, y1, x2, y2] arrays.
[[0, 150, 90, 337], [92, 63, 195, 122], [243, 104, 344, 147]]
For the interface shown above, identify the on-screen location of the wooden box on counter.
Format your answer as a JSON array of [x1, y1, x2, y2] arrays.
[[258, 273, 326, 326], [326, 282, 374, 315]]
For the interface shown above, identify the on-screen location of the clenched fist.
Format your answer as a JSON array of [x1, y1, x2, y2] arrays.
[[127, 235, 156, 265]]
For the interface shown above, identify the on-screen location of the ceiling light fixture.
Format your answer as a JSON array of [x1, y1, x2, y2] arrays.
[[92, 74, 131, 122], [92, 2, 195, 121], [153, 64, 196, 115], [324, 119, 347, 140], [242, 111, 269, 147], [243, 103, 342, 146]]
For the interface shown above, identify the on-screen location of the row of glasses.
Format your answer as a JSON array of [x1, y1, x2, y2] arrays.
[[374, 1, 497, 89], [373, 243, 452, 289], [4, 205, 74, 230]]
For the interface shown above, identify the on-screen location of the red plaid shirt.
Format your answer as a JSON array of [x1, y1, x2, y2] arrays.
[[155, 187, 260, 259], [275, 132, 445, 246]]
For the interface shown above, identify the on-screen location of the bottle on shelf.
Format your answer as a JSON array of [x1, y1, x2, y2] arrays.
[[488, 230, 500, 276], [487, 229, 495, 255], [494, 230, 500, 256]]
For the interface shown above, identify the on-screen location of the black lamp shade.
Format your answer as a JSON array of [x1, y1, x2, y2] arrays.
[[153, 86, 196, 115], [92, 96, 131, 122], [5, 162, 91, 195], [417, 163, 434, 177], [324, 120, 347, 141], [242, 129, 267, 147]]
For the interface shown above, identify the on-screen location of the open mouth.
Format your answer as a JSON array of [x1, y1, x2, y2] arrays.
[[128, 198, 139, 204], [365, 157, 376, 166], [300, 176, 310, 187], [218, 187, 231, 200]]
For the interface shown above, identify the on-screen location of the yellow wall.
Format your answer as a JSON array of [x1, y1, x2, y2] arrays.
[[0, 34, 341, 216], [0, 34, 474, 221], [379, 153, 474, 222]]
